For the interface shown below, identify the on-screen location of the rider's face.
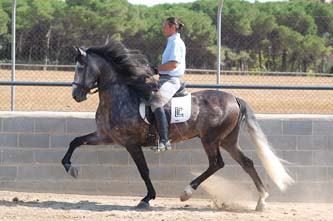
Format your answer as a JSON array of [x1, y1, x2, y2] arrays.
[[162, 21, 176, 37]]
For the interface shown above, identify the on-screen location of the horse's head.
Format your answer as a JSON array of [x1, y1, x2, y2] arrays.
[[72, 47, 100, 102], [72, 41, 158, 102]]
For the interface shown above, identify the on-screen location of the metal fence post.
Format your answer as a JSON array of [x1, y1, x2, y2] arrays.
[[11, 0, 16, 111], [216, 0, 224, 85]]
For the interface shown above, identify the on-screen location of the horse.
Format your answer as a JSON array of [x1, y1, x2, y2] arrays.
[[61, 41, 294, 211]]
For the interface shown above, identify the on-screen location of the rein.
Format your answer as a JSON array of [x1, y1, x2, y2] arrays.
[[72, 82, 99, 94], [72, 80, 123, 95]]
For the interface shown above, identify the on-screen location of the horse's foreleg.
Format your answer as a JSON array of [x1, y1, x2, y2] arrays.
[[127, 147, 156, 209], [181, 141, 224, 201], [61, 132, 111, 178]]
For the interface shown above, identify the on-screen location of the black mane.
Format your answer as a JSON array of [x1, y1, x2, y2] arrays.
[[87, 41, 154, 80], [86, 41, 158, 100]]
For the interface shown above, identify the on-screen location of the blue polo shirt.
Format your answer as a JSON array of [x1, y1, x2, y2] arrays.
[[159, 33, 186, 77]]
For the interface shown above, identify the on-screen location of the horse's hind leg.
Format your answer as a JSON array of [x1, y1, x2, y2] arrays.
[[222, 140, 268, 211], [180, 140, 225, 202]]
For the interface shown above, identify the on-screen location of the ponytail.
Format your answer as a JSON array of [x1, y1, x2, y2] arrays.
[[177, 22, 185, 31], [166, 17, 184, 32]]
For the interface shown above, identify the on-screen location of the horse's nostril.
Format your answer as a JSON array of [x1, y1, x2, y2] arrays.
[[72, 91, 81, 102], [72, 89, 87, 103]]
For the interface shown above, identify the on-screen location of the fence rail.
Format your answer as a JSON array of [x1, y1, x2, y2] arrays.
[[1, 66, 333, 113], [1, 81, 333, 91], [2, 64, 333, 77]]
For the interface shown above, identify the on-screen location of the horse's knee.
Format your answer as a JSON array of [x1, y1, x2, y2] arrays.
[[70, 137, 82, 147]]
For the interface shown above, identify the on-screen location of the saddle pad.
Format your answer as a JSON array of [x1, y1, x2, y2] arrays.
[[139, 93, 191, 124], [170, 93, 191, 123]]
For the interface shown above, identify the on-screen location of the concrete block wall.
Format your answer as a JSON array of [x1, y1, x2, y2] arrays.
[[0, 112, 332, 202]]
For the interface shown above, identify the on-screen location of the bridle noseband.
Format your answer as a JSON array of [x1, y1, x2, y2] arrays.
[[72, 81, 99, 94]]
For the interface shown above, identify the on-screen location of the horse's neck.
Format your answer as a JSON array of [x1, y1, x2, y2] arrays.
[[97, 64, 139, 121], [98, 83, 137, 114]]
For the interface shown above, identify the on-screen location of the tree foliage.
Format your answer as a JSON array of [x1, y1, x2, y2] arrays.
[[0, 0, 332, 72]]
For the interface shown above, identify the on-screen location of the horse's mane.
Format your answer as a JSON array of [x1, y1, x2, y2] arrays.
[[86, 41, 158, 100]]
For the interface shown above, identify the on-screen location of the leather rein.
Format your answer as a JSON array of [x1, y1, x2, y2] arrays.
[[72, 80, 121, 95]]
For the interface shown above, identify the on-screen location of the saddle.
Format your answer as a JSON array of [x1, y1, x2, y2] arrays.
[[172, 82, 188, 97], [139, 82, 191, 146], [140, 82, 190, 124]]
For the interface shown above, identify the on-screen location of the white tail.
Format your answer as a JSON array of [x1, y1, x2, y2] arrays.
[[245, 118, 294, 191]]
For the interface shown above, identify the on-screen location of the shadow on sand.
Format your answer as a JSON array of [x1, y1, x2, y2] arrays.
[[0, 199, 233, 213]]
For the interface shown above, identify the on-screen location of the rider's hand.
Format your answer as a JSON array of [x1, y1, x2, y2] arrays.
[[151, 66, 159, 75]]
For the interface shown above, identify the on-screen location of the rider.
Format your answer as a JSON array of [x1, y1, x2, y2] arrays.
[[150, 17, 186, 151]]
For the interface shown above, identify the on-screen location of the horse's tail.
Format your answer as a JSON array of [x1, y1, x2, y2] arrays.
[[236, 97, 294, 191]]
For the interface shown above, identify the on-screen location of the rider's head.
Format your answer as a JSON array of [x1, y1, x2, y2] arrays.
[[162, 17, 184, 37]]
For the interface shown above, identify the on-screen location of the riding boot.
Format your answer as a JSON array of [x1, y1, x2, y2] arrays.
[[152, 107, 171, 151]]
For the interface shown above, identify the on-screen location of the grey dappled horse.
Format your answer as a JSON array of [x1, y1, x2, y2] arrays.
[[61, 41, 294, 211]]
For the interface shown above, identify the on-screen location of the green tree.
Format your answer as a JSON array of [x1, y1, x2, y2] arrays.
[[300, 35, 328, 72], [250, 13, 277, 70], [0, 6, 9, 35], [0, 0, 332, 71]]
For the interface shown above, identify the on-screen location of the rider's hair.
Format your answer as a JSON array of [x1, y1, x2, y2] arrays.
[[166, 17, 184, 32]]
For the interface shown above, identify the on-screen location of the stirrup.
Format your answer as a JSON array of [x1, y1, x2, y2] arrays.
[[151, 140, 172, 152]]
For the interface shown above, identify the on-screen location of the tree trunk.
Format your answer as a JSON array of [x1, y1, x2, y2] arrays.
[[259, 49, 262, 70], [17, 33, 24, 56], [303, 59, 307, 72], [55, 39, 63, 69], [28, 46, 32, 63], [272, 54, 277, 71], [44, 25, 52, 71], [282, 49, 287, 72]]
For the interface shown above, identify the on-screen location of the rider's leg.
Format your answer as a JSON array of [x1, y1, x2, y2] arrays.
[[153, 107, 171, 150], [150, 77, 180, 151]]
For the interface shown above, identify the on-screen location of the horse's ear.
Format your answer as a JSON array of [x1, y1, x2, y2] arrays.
[[73, 46, 79, 54], [78, 47, 87, 57], [73, 46, 86, 57]]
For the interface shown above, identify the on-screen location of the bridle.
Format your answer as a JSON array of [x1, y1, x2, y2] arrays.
[[72, 57, 101, 95], [72, 81, 99, 94], [72, 78, 120, 95], [73, 49, 122, 95]]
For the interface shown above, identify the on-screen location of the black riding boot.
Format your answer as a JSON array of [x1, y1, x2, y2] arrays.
[[152, 107, 171, 151]]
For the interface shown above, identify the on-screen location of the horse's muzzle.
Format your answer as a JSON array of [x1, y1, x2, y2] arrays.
[[72, 87, 87, 102]]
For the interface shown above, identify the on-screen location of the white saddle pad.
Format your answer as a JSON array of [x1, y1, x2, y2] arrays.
[[139, 93, 191, 124]]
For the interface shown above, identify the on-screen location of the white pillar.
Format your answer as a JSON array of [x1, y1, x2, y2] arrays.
[[216, 0, 224, 85], [11, 0, 16, 111]]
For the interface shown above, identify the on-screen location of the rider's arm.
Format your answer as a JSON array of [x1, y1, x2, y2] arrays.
[[157, 61, 178, 72]]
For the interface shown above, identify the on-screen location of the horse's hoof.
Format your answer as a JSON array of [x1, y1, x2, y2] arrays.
[[180, 192, 191, 202], [136, 201, 150, 210], [68, 166, 79, 179], [256, 191, 269, 211], [180, 185, 194, 202], [255, 201, 266, 212]]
